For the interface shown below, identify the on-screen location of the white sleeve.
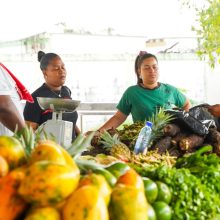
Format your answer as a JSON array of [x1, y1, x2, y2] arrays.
[[0, 66, 15, 95]]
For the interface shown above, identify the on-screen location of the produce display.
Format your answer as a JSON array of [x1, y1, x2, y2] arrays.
[[1, 108, 220, 220]]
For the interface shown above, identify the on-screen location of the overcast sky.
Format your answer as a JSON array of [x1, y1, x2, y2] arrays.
[[0, 0, 201, 41]]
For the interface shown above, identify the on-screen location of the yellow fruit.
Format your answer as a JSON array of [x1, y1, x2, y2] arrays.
[[78, 173, 112, 205], [0, 155, 9, 177], [109, 184, 148, 220], [24, 207, 61, 220], [30, 140, 66, 164], [57, 144, 80, 170], [116, 168, 145, 192], [0, 136, 26, 169], [0, 173, 27, 220], [62, 185, 109, 220], [18, 161, 80, 206], [30, 140, 79, 170]]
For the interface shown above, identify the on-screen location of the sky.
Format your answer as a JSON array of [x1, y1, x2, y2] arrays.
[[0, 0, 201, 41]]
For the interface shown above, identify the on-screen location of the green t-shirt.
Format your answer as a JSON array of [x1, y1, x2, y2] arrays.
[[117, 83, 187, 122]]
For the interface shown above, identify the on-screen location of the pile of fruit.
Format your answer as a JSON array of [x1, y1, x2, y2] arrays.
[[2, 106, 220, 220], [0, 127, 174, 220]]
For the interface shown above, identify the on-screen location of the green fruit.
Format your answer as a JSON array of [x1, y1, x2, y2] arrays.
[[106, 162, 130, 179], [156, 181, 172, 204], [94, 168, 117, 187], [148, 203, 157, 220], [153, 201, 172, 220], [142, 177, 158, 204]]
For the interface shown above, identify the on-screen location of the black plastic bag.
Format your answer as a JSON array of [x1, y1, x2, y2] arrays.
[[165, 105, 216, 136]]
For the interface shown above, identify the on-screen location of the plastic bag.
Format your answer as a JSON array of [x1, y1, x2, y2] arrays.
[[165, 105, 216, 136]]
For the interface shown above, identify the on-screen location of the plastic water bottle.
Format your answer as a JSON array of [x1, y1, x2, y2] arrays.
[[134, 121, 153, 154]]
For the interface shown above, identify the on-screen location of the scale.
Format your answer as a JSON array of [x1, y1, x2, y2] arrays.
[[37, 97, 80, 147]]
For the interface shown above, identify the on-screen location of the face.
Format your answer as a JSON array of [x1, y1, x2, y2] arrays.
[[138, 57, 159, 85], [43, 56, 66, 87]]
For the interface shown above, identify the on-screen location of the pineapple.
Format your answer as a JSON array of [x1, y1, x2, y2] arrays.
[[13, 125, 36, 157], [118, 108, 174, 151], [100, 130, 131, 162], [148, 107, 175, 148]]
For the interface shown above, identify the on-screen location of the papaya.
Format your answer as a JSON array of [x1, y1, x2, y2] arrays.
[[0, 155, 9, 177], [116, 168, 145, 192], [18, 161, 80, 206], [0, 136, 26, 169], [109, 184, 148, 220], [29, 140, 67, 165], [24, 207, 61, 220], [78, 173, 112, 205], [106, 161, 130, 179], [29, 140, 79, 170], [0, 173, 27, 220], [62, 185, 109, 220]]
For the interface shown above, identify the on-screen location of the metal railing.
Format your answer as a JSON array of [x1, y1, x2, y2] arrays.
[[77, 103, 117, 132]]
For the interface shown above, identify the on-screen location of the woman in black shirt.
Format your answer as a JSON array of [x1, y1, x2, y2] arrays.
[[24, 51, 80, 140]]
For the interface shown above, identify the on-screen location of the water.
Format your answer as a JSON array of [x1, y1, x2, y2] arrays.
[[134, 121, 153, 154]]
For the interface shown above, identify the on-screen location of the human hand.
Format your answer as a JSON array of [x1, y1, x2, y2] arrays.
[[84, 130, 102, 147], [84, 130, 100, 137], [207, 104, 220, 117]]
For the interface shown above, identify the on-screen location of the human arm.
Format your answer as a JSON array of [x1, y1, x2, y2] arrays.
[[207, 104, 220, 117], [97, 110, 128, 133], [0, 95, 25, 132], [75, 125, 81, 136], [182, 99, 191, 112], [25, 121, 39, 130], [23, 95, 42, 131]]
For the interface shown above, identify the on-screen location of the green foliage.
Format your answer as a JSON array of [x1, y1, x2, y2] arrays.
[[180, 0, 220, 68], [134, 164, 220, 220], [195, 0, 220, 68]]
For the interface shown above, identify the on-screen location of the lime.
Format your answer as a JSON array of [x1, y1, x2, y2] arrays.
[[156, 181, 172, 204], [106, 162, 130, 179], [152, 201, 172, 220], [142, 177, 158, 204], [148, 203, 157, 220]]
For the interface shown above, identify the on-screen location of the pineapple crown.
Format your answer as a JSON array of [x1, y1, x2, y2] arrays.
[[148, 107, 175, 146], [100, 130, 121, 148]]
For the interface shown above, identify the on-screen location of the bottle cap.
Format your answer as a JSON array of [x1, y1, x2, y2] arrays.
[[146, 121, 153, 127]]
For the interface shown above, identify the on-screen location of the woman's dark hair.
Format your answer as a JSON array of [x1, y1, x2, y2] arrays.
[[37, 51, 60, 70], [134, 51, 158, 84]]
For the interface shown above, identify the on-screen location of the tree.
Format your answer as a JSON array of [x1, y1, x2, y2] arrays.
[[180, 0, 220, 68]]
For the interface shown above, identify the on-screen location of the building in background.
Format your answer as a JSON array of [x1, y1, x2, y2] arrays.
[[0, 28, 218, 105]]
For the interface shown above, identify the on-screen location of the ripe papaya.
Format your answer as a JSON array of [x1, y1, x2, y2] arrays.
[[24, 207, 61, 220], [78, 173, 112, 205], [109, 184, 148, 220], [19, 161, 79, 206], [0, 136, 26, 169], [62, 185, 109, 220], [0, 173, 27, 220], [116, 168, 145, 192]]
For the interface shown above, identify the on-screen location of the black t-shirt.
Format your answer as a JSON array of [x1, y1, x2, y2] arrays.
[[23, 83, 78, 140]]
